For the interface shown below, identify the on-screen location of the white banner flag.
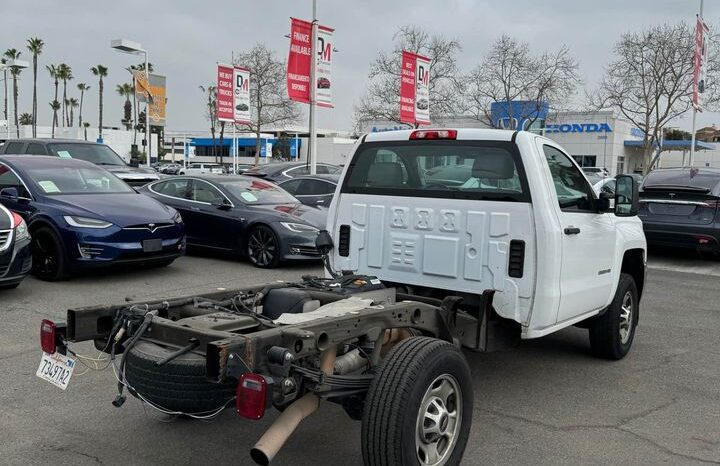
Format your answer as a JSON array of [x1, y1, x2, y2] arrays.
[[233, 66, 251, 124], [315, 25, 334, 108]]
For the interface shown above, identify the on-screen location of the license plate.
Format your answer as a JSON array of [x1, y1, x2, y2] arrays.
[[142, 239, 163, 252], [36, 352, 76, 390]]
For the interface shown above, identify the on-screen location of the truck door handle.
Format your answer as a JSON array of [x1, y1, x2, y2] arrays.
[[564, 226, 581, 235]]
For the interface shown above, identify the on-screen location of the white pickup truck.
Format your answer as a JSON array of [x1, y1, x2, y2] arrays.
[[42, 128, 645, 466]]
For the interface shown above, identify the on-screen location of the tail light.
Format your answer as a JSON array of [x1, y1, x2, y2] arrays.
[[409, 129, 457, 140], [236, 373, 269, 420], [11, 212, 28, 242], [41, 319, 57, 354]]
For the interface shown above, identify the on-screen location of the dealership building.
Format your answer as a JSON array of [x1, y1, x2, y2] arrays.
[[360, 107, 718, 177]]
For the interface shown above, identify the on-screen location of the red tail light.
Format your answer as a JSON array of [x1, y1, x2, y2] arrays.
[[236, 373, 268, 420], [10, 212, 23, 227], [409, 129, 457, 140], [41, 319, 57, 354]]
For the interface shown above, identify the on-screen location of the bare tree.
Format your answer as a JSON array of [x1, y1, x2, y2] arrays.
[[464, 35, 580, 129], [591, 22, 718, 172], [199, 85, 218, 162], [354, 25, 463, 129], [235, 43, 300, 166]]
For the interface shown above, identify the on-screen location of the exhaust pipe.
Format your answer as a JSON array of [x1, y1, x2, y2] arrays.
[[250, 346, 336, 465]]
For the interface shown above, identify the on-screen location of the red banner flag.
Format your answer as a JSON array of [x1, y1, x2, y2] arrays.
[[217, 64, 234, 122], [400, 51, 431, 126], [287, 18, 313, 104]]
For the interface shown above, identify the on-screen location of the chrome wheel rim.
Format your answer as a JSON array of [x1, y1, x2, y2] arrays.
[[415, 374, 462, 466], [619, 291, 633, 344], [248, 228, 276, 267]]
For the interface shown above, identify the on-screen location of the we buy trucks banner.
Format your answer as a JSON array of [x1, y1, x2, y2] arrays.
[[216, 64, 234, 122], [400, 50, 431, 126], [692, 16, 711, 110], [287, 18, 334, 107]]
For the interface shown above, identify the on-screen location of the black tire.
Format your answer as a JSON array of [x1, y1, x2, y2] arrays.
[[589, 273, 639, 360], [247, 225, 280, 268], [31, 226, 67, 281], [0, 283, 20, 290], [124, 340, 237, 414], [362, 337, 473, 466]]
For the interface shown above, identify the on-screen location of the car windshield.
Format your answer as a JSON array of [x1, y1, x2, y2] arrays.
[[47, 143, 127, 166], [643, 169, 720, 193], [343, 141, 527, 201], [220, 178, 298, 204], [25, 165, 133, 195]]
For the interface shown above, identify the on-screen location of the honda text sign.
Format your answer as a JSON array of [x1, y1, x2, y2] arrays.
[[233, 66, 251, 124], [400, 50, 431, 126], [693, 16, 710, 111], [217, 64, 234, 122], [315, 25, 334, 107], [287, 18, 312, 104], [287, 18, 334, 107]]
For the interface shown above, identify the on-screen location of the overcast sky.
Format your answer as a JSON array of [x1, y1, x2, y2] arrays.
[[2, 0, 717, 133]]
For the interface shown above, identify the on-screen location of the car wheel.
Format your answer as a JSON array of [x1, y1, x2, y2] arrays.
[[178, 171, 185, 175], [31, 226, 67, 281], [588, 273, 638, 360], [0, 283, 20, 290], [362, 337, 473, 466], [247, 225, 280, 268]]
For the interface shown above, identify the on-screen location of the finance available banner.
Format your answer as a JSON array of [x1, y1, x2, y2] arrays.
[[399, 50, 431, 126], [233, 66, 251, 124], [287, 18, 334, 107], [217, 64, 234, 122]]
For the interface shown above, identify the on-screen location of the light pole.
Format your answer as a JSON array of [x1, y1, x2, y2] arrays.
[[111, 38, 151, 168], [0, 59, 29, 140]]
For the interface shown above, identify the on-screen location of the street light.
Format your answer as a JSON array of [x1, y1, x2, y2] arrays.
[[0, 59, 29, 140], [111, 38, 151, 168]]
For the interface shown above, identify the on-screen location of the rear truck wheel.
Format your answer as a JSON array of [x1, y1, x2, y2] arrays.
[[31, 226, 67, 281], [247, 225, 280, 269], [362, 337, 473, 466], [124, 340, 236, 414], [589, 273, 639, 360]]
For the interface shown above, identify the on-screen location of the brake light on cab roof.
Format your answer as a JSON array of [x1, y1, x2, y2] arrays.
[[409, 129, 457, 140]]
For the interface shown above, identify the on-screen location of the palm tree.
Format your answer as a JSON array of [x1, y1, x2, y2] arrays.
[[1, 58, 7, 124], [67, 97, 78, 127], [82, 121, 90, 141], [90, 65, 108, 138], [57, 64, 73, 127], [4, 49, 23, 137], [26, 37, 44, 137], [46, 64, 60, 134], [76, 82, 89, 127], [116, 83, 133, 130], [18, 112, 33, 125], [48, 101, 60, 137]]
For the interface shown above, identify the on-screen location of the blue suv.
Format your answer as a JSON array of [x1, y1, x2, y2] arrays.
[[0, 156, 185, 280]]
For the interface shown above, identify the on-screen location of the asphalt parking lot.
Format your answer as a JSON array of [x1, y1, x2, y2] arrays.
[[1, 252, 719, 466]]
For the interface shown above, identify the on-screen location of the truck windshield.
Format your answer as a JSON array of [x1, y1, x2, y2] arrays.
[[47, 143, 127, 167], [343, 141, 528, 201]]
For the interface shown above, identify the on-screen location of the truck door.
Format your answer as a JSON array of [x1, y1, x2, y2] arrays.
[[539, 143, 616, 323]]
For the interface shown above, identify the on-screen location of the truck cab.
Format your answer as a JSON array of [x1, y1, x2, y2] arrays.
[[327, 128, 646, 346]]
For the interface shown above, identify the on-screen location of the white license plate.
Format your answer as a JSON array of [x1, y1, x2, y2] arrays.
[[36, 351, 76, 390]]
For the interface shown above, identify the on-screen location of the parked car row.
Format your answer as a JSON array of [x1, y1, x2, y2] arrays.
[[0, 142, 345, 286]]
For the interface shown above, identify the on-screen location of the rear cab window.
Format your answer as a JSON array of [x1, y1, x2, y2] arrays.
[[342, 140, 530, 202]]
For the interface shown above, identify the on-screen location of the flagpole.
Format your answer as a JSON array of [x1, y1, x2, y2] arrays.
[[309, 0, 318, 175], [689, 0, 704, 168]]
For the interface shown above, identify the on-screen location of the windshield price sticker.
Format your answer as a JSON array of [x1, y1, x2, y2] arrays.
[[36, 351, 76, 390]]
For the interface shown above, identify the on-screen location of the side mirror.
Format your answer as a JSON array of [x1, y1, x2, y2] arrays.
[[212, 199, 232, 210], [614, 175, 639, 217], [0, 187, 18, 200], [596, 191, 612, 212], [315, 229, 334, 255]]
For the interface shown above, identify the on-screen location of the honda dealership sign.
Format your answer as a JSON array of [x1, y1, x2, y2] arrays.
[[287, 18, 334, 106], [216, 64, 234, 122], [400, 50, 431, 126], [233, 66, 251, 124]]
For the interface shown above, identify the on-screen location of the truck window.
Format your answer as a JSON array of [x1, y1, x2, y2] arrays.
[[343, 141, 529, 202], [542, 145, 594, 211]]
